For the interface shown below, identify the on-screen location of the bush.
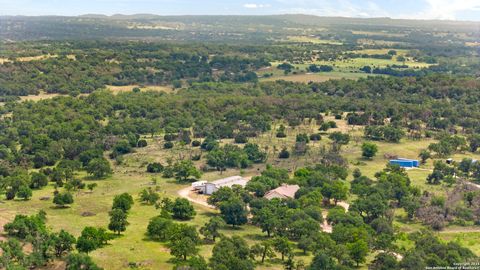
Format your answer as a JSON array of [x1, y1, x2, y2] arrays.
[[137, 139, 147, 148], [172, 198, 196, 220], [361, 142, 378, 159], [309, 133, 322, 141], [164, 134, 177, 141], [147, 162, 164, 173], [279, 148, 290, 159], [234, 133, 248, 144], [53, 192, 74, 207], [164, 141, 174, 149], [191, 140, 201, 147]]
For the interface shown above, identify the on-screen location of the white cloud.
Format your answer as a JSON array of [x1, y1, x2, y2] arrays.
[[243, 3, 271, 9], [416, 0, 480, 20], [273, 0, 389, 18]]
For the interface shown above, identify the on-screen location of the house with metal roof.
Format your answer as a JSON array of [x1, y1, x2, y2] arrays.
[[264, 184, 300, 200]]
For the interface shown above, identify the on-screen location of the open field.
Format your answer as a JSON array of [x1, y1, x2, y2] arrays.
[[105, 85, 175, 94], [260, 71, 374, 83], [0, 54, 58, 64], [0, 85, 175, 106], [351, 31, 406, 37], [260, 55, 432, 82], [285, 35, 343, 45]]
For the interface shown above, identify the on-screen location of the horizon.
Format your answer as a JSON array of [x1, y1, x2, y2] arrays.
[[1, 0, 480, 22], [2, 13, 480, 23]]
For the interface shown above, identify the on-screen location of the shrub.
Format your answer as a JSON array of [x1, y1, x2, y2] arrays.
[[164, 141, 174, 149], [279, 148, 290, 159], [191, 140, 201, 147], [137, 139, 148, 148], [147, 162, 164, 173]]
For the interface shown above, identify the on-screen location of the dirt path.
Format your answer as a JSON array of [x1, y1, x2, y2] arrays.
[[321, 201, 350, 233], [177, 176, 253, 209], [177, 186, 215, 209], [466, 181, 480, 190]]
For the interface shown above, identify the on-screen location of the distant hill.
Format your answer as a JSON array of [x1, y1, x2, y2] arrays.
[[0, 14, 478, 42]]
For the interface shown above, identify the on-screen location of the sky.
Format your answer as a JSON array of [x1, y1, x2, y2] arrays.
[[1, 0, 480, 21]]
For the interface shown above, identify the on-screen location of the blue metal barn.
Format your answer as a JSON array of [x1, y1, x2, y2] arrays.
[[389, 158, 419, 168]]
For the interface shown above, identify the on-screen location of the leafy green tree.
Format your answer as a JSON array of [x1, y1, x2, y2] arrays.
[[168, 224, 200, 261], [308, 253, 337, 270], [171, 198, 196, 220], [108, 208, 129, 235], [347, 239, 368, 267], [86, 158, 112, 178], [53, 192, 74, 208], [252, 207, 278, 237], [112, 193, 134, 212], [330, 181, 348, 205], [16, 186, 32, 200], [361, 142, 378, 159], [219, 198, 248, 228], [87, 183, 97, 192], [243, 143, 267, 163], [147, 216, 174, 241], [29, 172, 48, 189], [146, 162, 164, 173], [4, 212, 47, 239], [418, 150, 431, 164], [139, 188, 160, 205], [169, 238, 198, 261], [173, 160, 202, 182], [65, 253, 103, 270], [329, 132, 350, 145], [0, 238, 26, 269], [209, 236, 254, 270], [250, 240, 275, 263], [207, 187, 236, 207], [370, 253, 399, 270], [273, 237, 293, 261], [200, 217, 226, 242], [468, 134, 480, 152], [76, 227, 109, 254], [51, 230, 76, 257]]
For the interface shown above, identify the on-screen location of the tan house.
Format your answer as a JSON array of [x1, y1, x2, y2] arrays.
[[264, 184, 300, 200]]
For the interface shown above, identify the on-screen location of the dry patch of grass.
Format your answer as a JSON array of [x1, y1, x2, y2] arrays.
[[19, 92, 62, 102], [106, 85, 175, 94], [260, 71, 372, 83], [285, 36, 343, 45], [351, 31, 406, 38], [0, 54, 58, 64]]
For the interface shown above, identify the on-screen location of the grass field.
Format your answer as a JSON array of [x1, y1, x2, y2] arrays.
[[105, 85, 175, 94], [260, 55, 432, 83], [351, 31, 406, 38], [0, 54, 58, 64], [260, 71, 374, 83], [285, 36, 343, 45]]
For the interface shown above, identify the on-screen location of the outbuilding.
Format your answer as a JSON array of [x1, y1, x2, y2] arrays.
[[200, 176, 248, 195], [389, 158, 419, 168]]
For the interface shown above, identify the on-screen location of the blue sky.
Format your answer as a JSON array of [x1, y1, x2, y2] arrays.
[[1, 0, 480, 21]]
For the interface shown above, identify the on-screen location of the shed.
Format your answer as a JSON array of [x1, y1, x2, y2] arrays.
[[389, 158, 419, 168], [192, 181, 207, 190], [201, 176, 248, 195]]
